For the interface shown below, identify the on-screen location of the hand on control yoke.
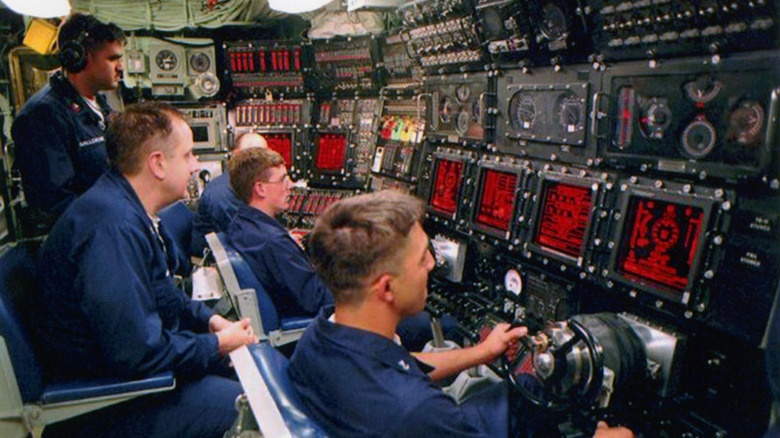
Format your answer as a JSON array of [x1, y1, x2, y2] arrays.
[[480, 322, 528, 362]]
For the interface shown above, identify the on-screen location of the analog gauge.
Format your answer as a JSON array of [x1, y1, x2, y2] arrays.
[[456, 85, 471, 103], [556, 91, 585, 134], [189, 52, 211, 73], [726, 99, 765, 146], [155, 49, 178, 71], [540, 3, 567, 42], [504, 269, 523, 297], [614, 86, 636, 150], [681, 115, 717, 159], [439, 96, 454, 124], [456, 111, 470, 136], [509, 92, 537, 132], [639, 98, 672, 140], [684, 76, 723, 104]]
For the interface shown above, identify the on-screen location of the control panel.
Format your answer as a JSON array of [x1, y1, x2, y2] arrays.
[[123, 36, 220, 99], [224, 40, 307, 96]]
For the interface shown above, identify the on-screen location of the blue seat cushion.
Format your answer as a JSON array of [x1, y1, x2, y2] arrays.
[[279, 317, 313, 331], [248, 343, 328, 438], [41, 372, 175, 405]]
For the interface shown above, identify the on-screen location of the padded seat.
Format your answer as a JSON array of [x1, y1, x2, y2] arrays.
[[0, 241, 175, 438], [206, 232, 313, 346], [231, 343, 328, 438]]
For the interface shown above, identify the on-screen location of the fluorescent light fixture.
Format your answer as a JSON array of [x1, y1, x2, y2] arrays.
[[268, 0, 332, 14], [347, 0, 408, 11], [1, 0, 71, 18]]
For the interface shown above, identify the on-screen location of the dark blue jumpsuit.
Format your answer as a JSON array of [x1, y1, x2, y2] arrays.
[[289, 307, 510, 438], [37, 169, 241, 438], [191, 172, 244, 256], [227, 204, 334, 319], [11, 71, 111, 229]]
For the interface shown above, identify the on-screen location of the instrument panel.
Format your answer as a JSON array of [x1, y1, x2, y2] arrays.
[[601, 51, 780, 181]]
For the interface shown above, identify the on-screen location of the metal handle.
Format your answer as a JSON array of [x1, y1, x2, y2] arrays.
[[478, 92, 488, 127], [590, 92, 609, 139]]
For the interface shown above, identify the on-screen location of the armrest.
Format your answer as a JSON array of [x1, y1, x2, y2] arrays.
[[41, 372, 175, 405], [279, 317, 313, 332]]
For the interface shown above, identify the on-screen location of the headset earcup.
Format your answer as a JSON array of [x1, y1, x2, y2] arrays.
[[59, 40, 87, 73]]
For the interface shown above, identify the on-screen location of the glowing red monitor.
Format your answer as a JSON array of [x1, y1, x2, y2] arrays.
[[315, 133, 348, 171], [263, 132, 293, 168], [534, 181, 594, 258], [615, 196, 704, 294], [429, 159, 463, 215], [475, 169, 518, 232]]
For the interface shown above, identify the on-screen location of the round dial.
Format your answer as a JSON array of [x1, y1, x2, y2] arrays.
[[509, 92, 537, 132], [189, 52, 211, 73], [726, 99, 765, 146], [556, 91, 585, 134], [439, 96, 454, 124], [540, 3, 567, 41], [504, 269, 523, 296], [639, 98, 672, 140], [681, 116, 717, 159], [155, 49, 178, 71], [684, 76, 723, 104]]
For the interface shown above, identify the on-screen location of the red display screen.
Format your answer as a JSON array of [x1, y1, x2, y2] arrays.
[[534, 181, 594, 258], [315, 133, 347, 171], [263, 132, 293, 168], [429, 159, 462, 215], [616, 196, 705, 293], [475, 169, 518, 232]]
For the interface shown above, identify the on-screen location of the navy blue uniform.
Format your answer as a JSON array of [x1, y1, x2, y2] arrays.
[[37, 169, 241, 438], [191, 172, 243, 256], [289, 307, 508, 438], [227, 205, 333, 318], [12, 71, 110, 226]]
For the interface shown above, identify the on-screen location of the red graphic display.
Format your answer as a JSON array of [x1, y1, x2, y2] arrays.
[[616, 196, 705, 294], [429, 159, 463, 215], [475, 169, 518, 232], [315, 133, 347, 171], [264, 133, 293, 168], [534, 181, 594, 258]]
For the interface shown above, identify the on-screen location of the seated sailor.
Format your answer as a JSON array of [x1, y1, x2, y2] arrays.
[[36, 102, 257, 438], [226, 147, 334, 319], [288, 190, 635, 438], [191, 131, 267, 256]]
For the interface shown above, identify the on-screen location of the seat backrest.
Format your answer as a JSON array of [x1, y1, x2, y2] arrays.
[[248, 343, 328, 438], [215, 233, 280, 332], [158, 201, 194, 257], [0, 241, 45, 402]]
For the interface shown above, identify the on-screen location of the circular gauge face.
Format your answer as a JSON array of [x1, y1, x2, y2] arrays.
[[639, 98, 672, 140], [439, 96, 454, 124], [198, 73, 219, 97], [155, 49, 178, 71], [504, 269, 523, 296], [509, 92, 537, 132], [727, 99, 765, 146], [681, 116, 717, 159], [540, 3, 567, 41], [684, 76, 723, 104], [189, 52, 211, 73], [556, 91, 585, 134], [456, 111, 470, 135], [455, 85, 471, 103]]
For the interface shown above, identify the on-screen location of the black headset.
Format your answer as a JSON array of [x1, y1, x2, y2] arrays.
[[58, 31, 89, 73]]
